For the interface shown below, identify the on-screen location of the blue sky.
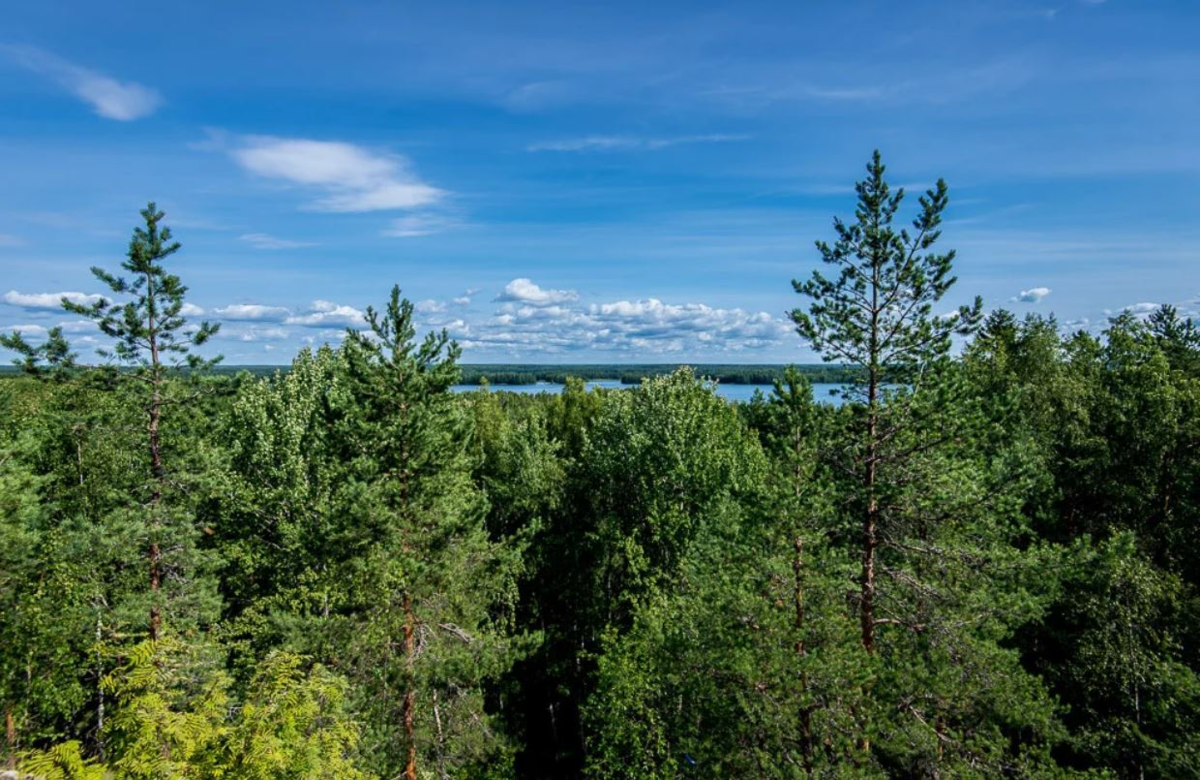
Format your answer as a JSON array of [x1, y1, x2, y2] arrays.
[[1, 0, 1197, 364]]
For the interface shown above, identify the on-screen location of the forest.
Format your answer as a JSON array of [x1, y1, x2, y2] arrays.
[[1, 154, 1198, 778]]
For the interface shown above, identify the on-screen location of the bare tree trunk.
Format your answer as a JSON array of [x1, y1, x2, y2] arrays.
[[433, 690, 448, 780], [402, 592, 417, 780]]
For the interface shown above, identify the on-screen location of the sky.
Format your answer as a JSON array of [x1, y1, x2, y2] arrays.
[[1, 0, 1197, 365]]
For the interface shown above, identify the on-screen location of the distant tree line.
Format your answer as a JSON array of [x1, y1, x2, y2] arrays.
[[459, 364, 863, 386], [1, 364, 865, 386]]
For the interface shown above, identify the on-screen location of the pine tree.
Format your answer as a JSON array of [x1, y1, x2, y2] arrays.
[[791, 150, 982, 654], [0, 326, 76, 379], [220, 287, 527, 777], [63, 202, 220, 639]]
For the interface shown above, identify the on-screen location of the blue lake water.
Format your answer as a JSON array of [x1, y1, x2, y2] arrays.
[[452, 381, 850, 406]]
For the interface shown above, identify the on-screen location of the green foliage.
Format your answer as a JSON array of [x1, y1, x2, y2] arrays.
[[62, 202, 218, 370], [791, 150, 982, 392], [0, 326, 77, 379], [214, 288, 530, 777], [20, 639, 370, 779]]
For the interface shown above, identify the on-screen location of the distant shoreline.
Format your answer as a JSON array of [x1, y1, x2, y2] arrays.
[[1, 363, 860, 385]]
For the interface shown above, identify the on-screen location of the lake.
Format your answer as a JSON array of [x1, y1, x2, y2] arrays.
[[452, 380, 850, 406]]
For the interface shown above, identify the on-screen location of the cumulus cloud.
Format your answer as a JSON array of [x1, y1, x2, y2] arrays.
[[495, 278, 580, 306], [4, 324, 48, 337], [528, 133, 748, 153], [285, 300, 366, 328], [228, 136, 443, 213], [180, 303, 205, 316], [57, 319, 99, 333], [1012, 287, 1051, 303], [449, 288, 480, 307], [239, 233, 316, 250], [461, 290, 792, 357], [216, 325, 291, 342], [1123, 302, 1159, 315], [213, 303, 291, 321], [4, 290, 105, 310], [2, 45, 161, 120], [415, 299, 448, 314]]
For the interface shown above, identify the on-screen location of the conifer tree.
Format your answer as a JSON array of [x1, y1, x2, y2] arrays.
[[791, 151, 982, 653], [225, 286, 528, 777], [0, 326, 76, 379], [63, 202, 220, 639]]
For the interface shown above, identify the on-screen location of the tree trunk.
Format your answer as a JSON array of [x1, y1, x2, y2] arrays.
[[403, 592, 417, 780], [794, 534, 814, 779], [433, 689, 448, 780], [147, 270, 163, 641], [861, 462, 877, 654], [861, 293, 880, 655], [96, 608, 106, 760], [5, 707, 15, 770]]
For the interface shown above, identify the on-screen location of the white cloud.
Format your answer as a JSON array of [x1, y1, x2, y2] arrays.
[[459, 291, 792, 357], [57, 319, 98, 333], [527, 134, 748, 152], [229, 136, 443, 213], [1012, 286, 1052, 303], [383, 213, 462, 237], [180, 303, 205, 317], [4, 290, 105, 310], [217, 325, 291, 342], [495, 278, 579, 306], [285, 300, 366, 328], [213, 303, 291, 321], [1123, 302, 1159, 315], [4, 324, 48, 337], [2, 45, 161, 121], [239, 233, 316, 250], [451, 288, 480, 306], [415, 299, 448, 314]]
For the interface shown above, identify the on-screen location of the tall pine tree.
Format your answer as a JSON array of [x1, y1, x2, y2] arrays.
[[791, 150, 982, 654], [63, 202, 220, 639]]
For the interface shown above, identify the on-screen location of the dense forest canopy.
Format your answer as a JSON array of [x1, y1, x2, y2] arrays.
[[2, 155, 1199, 778]]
